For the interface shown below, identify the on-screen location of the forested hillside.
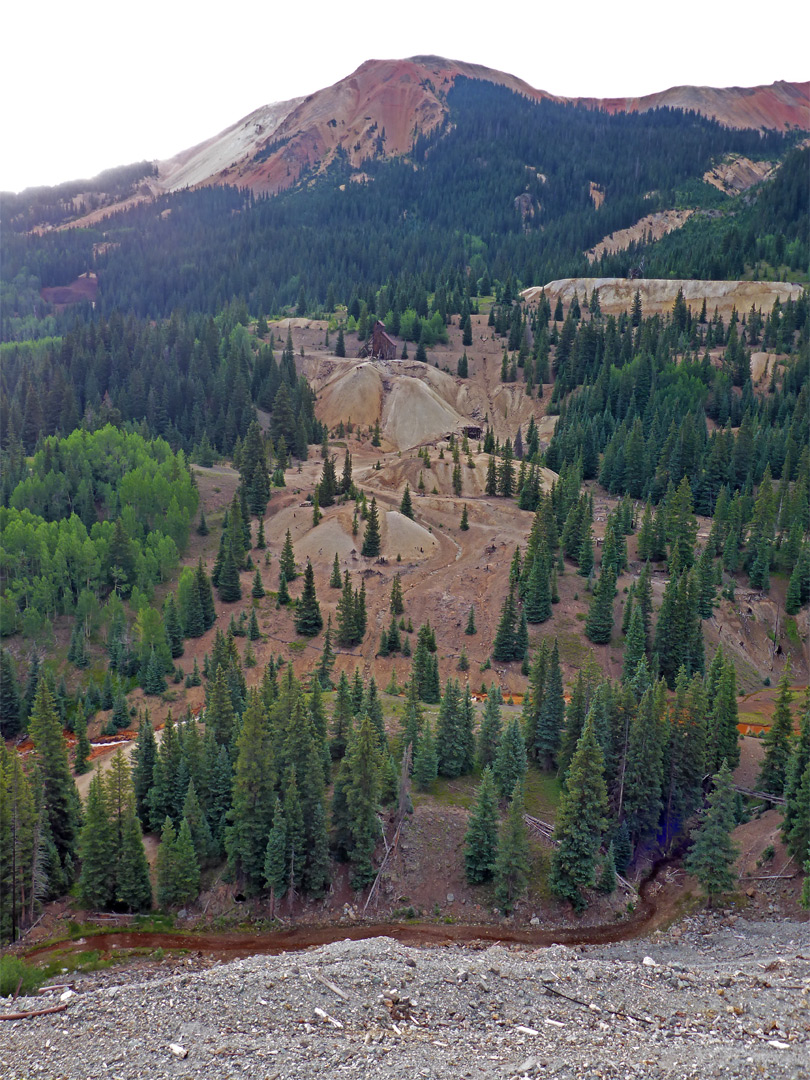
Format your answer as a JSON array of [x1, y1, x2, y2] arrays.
[[1, 71, 808, 947]]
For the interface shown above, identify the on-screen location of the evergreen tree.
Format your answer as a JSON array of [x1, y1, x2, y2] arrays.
[[494, 717, 528, 800], [390, 573, 404, 615], [330, 553, 342, 589], [251, 570, 265, 599], [550, 715, 608, 911], [182, 779, 214, 868], [596, 842, 617, 894], [465, 606, 476, 635], [0, 650, 22, 739], [78, 771, 114, 909], [400, 484, 414, 519], [330, 672, 353, 761], [412, 717, 438, 791], [706, 651, 740, 773], [477, 685, 503, 769], [344, 716, 382, 889], [585, 564, 616, 644], [294, 559, 323, 636], [225, 689, 275, 892], [534, 639, 564, 769], [132, 713, 157, 823], [28, 682, 79, 896], [757, 665, 794, 796], [782, 695, 810, 862], [264, 798, 287, 910], [494, 781, 530, 914], [280, 529, 297, 580], [217, 548, 242, 602], [492, 585, 519, 662], [524, 546, 552, 624], [116, 807, 152, 912], [71, 707, 91, 775], [685, 761, 739, 907], [459, 503, 469, 531], [362, 496, 382, 557], [464, 766, 499, 884], [316, 616, 336, 689], [622, 606, 647, 685]]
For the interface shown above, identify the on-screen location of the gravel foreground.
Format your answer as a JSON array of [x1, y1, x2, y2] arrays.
[[2, 914, 808, 1080]]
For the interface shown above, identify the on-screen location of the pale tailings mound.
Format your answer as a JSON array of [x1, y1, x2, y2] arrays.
[[302, 356, 539, 451], [585, 210, 694, 262], [524, 278, 804, 320], [382, 510, 438, 561], [703, 154, 776, 194]]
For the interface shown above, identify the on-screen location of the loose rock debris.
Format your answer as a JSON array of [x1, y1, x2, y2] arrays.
[[1, 913, 808, 1078]]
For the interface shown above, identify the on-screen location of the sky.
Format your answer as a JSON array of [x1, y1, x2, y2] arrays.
[[2, 0, 807, 193]]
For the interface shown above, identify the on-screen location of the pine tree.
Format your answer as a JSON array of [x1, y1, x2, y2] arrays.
[[116, 807, 152, 912], [757, 665, 794, 796], [477, 685, 503, 769], [492, 586, 518, 662], [78, 771, 114, 909], [465, 606, 476, 635], [264, 798, 287, 910], [524, 546, 552, 624], [494, 781, 530, 914], [534, 640, 564, 769], [217, 547, 242, 602], [330, 553, 342, 589], [596, 843, 617, 894], [494, 717, 528, 800], [585, 564, 615, 644], [225, 689, 275, 892], [412, 717, 438, 791], [280, 529, 297, 580], [28, 681, 79, 896], [73, 711, 92, 775], [707, 651, 740, 773], [344, 716, 382, 889], [464, 767, 499, 884], [459, 503, 469, 531], [0, 650, 22, 738], [399, 484, 414, 519], [294, 559, 323, 636], [685, 761, 739, 907], [362, 496, 382, 557], [251, 570, 265, 599], [782, 695, 810, 862], [550, 714, 608, 911], [622, 606, 647, 686]]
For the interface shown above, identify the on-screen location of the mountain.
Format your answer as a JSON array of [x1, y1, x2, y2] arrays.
[[155, 60, 809, 198]]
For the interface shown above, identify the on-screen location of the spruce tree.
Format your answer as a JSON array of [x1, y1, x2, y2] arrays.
[[494, 781, 530, 914], [225, 689, 275, 892], [78, 771, 114, 909], [550, 714, 608, 911], [280, 529, 297, 580], [757, 665, 794, 796], [316, 617, 336, 689], [465, 606, 476, 635], [534, 639, 564, 769], [344, 716, 382, 889], [412, 718, 438, 791], [622, 606, 647, 685], [277, 568, 291, 605], [390, 574, 404, 615], [494, 717, 528, 800], [585, 564, 616, 645], [251, 570, 265, 599], [330, 553, 342, 589], [29, 681, 79, 896], [460, 503, 469, 531], [73, 712, 92, 775], [116, 808, 152, 912], [400, 484, 414, 519], [264, 798, 288, 911], [0, 650, 22, 739], [596, 842, 617, 894], [492, 586, 518, 662], [685, 761, 739, 907], [362, 496, 382, 558], [294, 559, 323, 636], [217, 548, 242, 602], [477, 685, 503, 769], [330, 672, 353, 761], [464, 766, 499, 885], [782, 695, 810, 862]]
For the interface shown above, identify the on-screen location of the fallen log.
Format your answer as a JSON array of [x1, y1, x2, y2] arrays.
[[0, 1002, 69, 1021]]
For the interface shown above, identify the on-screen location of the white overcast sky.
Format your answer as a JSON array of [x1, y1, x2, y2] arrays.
[[2, 0, 807, 193]]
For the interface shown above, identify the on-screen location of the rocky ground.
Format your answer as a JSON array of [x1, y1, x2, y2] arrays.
[[2, 912, 807, 1079]]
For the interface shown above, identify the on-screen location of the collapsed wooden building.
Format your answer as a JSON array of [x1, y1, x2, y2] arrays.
[[358, 321, 398, 362]]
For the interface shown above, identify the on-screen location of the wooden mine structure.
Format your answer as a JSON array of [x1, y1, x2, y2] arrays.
[[358, 321, 398, 361]]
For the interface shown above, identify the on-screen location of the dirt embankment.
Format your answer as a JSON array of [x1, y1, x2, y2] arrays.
[[585, 210, 694, 262], [523, 278, 805, 321]]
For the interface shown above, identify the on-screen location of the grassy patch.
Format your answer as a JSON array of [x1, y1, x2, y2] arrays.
[[524, 767, 561, 820], [429, 774, 479, 810], [784, 616, 801, 646]]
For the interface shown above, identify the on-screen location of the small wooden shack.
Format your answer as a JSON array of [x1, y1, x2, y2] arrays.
[[358, 321, 398, 361]]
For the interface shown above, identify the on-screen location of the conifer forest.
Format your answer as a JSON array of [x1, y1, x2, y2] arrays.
[[1, 67, 808, 960]]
